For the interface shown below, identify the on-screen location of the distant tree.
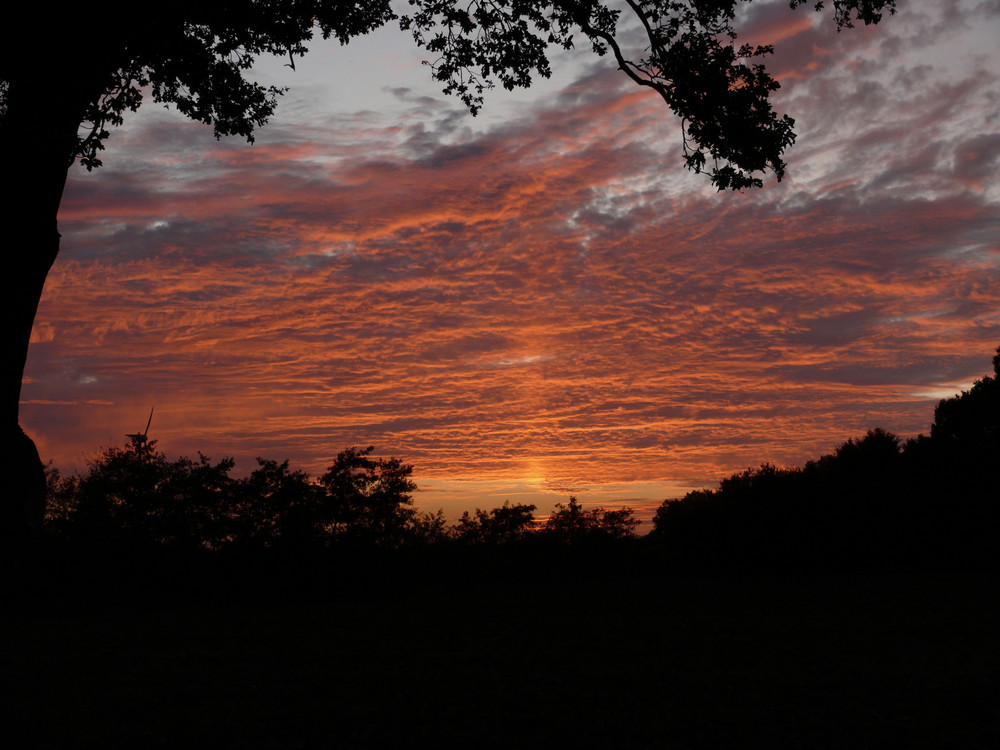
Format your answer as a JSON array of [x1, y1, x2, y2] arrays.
[[48, 442, 431, 550], [650, 489, 714, 542], [71, 439, 235, 548], [830, 427, 901, 471], [907, 345, 1000, 557], [2, 1, 899, 538], [42, 463, 80, 538], [544, 496, 640, 542], [318, 446, 418, 547], [72, 440, 168, 544], [649, 445, 904, 567], [453, 501, 537, 545], [650, 392, 1000, 569], [156, 452, 237, 549], [231, 457, 322, 548], [930, 346, 1000, 449], [408, 509, 450, 546]]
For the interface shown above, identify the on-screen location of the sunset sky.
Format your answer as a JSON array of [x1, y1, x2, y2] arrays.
[[23, 0, 1000, 523]]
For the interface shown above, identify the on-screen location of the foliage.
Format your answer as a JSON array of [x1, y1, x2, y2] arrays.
[[543, 496, 640, 541], [229, 457, 323, 548], [401, 0, 895, 189], [318, 446, 419, 547], [44, 444, 648, 552], [409, 508, 451, 546], [68, 440, 236, 548], [931, 347, 1000, 449], [1, 3, 396, 169], [2, 0, 897, 187], [49, 442, 426, 550], [43, 463, 79, 535], [452, 500, 538, 544], [650, 345, 1000, 569]]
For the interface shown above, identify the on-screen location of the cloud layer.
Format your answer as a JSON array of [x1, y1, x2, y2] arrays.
[[24, 0, 1000, 521]]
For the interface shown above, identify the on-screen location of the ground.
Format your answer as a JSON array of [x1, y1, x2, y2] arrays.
[[3, 550, 996, 747]]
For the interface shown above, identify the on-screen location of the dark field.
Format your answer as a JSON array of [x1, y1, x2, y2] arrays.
[[3, 550, 997, 748]]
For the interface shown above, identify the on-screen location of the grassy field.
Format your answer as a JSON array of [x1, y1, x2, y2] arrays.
[[3, 550, 997, 747]]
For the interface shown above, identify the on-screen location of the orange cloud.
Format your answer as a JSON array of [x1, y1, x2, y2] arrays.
[[23, 0, 1000, 521]]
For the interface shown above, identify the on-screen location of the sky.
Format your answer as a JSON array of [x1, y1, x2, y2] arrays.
[[23, 0, 1000, 524]]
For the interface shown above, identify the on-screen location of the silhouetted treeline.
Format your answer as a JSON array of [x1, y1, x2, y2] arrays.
[[649, 346, 1000, 569], [44, 445, 640, 552], [40, 345, 999, 569]]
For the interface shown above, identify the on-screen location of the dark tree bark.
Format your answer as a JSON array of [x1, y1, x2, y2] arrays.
[[0, 74, 87, 541]]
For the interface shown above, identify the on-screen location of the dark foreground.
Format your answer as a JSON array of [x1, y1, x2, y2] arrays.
[[3, 547, 997, 748]]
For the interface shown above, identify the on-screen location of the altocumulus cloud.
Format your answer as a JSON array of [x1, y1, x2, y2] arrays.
[[24, 0, 1000, 519]]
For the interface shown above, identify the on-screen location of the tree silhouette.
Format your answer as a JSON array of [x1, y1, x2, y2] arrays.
[[912, 345, 1000, 556], [70, 439, 236, 549], [453, 500, 538, 545], [650, 346, 1000, 568], [1, 1, 898, 537], [408, 508, 450, 546], [318, 446, 418, 547], [45, 440, 438, 551], [229, 457, 323, 549], [930, 346, 1000, 449], [42, 463, 79, 538], [544, 496, 640, 542]]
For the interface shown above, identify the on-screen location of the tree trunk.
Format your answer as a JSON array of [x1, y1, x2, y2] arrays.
[[0, 76, 81, 542]]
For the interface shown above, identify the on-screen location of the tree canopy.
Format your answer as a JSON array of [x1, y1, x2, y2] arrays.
[[650, 346, 1000, 569]]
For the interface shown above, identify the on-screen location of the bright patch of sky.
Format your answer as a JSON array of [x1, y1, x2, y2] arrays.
[[248, 2, 599, 136]]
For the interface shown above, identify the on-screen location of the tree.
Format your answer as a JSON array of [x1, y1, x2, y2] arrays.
[[915, 345, 1000, 555], [70, 439, 236, 549], [408, 508, 450, 546], [930, 346, 1000, 450], [318, 446, 418, 546], [648, 344, 1000, 568], [543, 496, 640, 541], [0, 1, 897, 537], [230, 457, 323, 548], [452, 500, 538, 544], [42, 464, 80, 539]]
